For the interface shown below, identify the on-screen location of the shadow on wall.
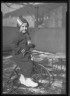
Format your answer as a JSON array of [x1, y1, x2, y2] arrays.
[[3, 27, 65, 54]]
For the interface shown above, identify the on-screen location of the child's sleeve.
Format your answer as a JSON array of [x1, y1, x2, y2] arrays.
[[11, 35, 19, 50]]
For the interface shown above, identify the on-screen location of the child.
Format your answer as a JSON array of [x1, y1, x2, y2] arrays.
[[11, 16, 38, 87]]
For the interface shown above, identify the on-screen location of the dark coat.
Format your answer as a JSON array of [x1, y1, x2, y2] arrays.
[[11, 32, 31, 55], [11, 31, 33, 77]]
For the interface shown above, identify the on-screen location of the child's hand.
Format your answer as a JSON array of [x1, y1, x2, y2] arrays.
[[27, 40, 31, 45]]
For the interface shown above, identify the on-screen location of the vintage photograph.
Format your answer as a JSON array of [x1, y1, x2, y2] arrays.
[[2, 2, 67, 94]]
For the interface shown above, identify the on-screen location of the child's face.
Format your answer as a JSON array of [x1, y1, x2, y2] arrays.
[[20, 23, 28, 33]]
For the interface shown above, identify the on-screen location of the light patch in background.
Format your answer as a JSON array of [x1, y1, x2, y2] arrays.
[[3, 16, 17, 27], [3, 15, 35, 27], [1, 3, 23, 16]]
